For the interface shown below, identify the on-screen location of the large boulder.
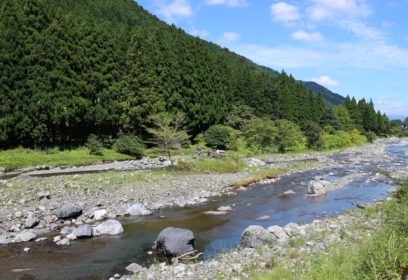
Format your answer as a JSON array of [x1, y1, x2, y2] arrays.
[[284, 222, 306, 237], [153, 227, 195, 257], [267, 225, 289, 244], [93, 220, 124, 236], [54, 204, 83, 220], [126, 203, 152, 216], [73, 224, 93, 238], [239, 225, 276, 248], [307, 180, 329, 196]]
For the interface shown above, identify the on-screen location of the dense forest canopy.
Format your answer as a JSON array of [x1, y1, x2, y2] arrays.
[[0, 0, 394, 148]]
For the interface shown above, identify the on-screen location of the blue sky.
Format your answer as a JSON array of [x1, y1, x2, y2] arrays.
[[137, 0, 408, 117]]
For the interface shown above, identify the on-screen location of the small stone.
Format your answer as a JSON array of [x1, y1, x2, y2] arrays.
[[217, 206, 232, 212], [35, 237, 47, 242], [126, 203, 152, 216], [66, 233, 77, 241], [15, 211, 22, 218], [56, 238, 70, 246], [53, 236, 61, 242], [23, 247, 30, 252], [125, 263, 143, 273], [24, 213, 39, 229], [93, 209, 108, 221], [113, 274, 120, 278], [204, 211, 227, 216], [256, 215, 270, 221]]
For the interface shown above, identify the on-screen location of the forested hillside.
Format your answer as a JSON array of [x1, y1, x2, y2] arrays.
[[0, 0, 393, 149]]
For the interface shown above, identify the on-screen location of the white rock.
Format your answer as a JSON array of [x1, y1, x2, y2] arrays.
[[126, 203, 152, 216], [93, 209, 108, 221], [66, 233, 77, 241], [23, 247, 30, 252], [93, 220, 124, 236], [126, 263, 143, 273], [217, 206, 232, 212]]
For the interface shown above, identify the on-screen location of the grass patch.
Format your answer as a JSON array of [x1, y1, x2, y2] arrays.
[[231, 162, 320, 187], [231, 168, 280, 187], [0, 147, 131, 171]]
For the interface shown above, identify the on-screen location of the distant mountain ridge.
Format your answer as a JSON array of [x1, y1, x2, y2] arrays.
[[302, 82, 345, 106]]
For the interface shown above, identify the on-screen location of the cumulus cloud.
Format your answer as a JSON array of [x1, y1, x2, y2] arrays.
[[155, 0, 192, 22], [291, 30, 324, 42], [270, 2, 300, 24], [206, 0, 248, 7], [308, 0, 372, 21], [312, 75, 340, 87], [218, 32, 241, 44]]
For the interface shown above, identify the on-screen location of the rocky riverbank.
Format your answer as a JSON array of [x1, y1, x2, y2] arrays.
[[116, 202, 385, 280], [0, 138, 406, 248]]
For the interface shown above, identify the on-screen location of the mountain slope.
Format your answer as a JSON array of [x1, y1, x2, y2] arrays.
[[0, 0, 338, 147], [302, 82, 345, 106]]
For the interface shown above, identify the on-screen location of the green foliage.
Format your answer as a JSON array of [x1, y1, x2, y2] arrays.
[[322, 129, 367, 150], [304, 122, 323, 150], [244, 118, 276, 152], [204, 125, 235, 150], [0, 147, 130, 170], [112, 134, 144, 158], [86, 134, 103, 155], [274, 120, 306, 153], [0, 0, 345, 149], [364, 131, 377, 143], [146, 112, 189, 163]]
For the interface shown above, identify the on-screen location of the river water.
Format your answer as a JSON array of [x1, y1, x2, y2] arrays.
[[0, 143, 407, 280]]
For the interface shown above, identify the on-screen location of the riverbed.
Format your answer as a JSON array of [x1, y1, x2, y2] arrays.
[[0, 139, 407, 280]]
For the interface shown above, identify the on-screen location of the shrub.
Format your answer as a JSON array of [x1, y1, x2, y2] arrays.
[[86, 134, 103, 155], [204, 125, 235, 150], [304, 122, 323, 150], [364, 131, 377, 143], [274, 120, 306, 153], [113, 134, 144, 158], [244, 118, 276, 152]]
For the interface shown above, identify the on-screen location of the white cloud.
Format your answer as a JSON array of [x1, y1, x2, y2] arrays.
[[218, 32, 241, 44], [270, 2, 300, 24], [189, 28, 210, 38], [206, 0, 248, 7], [312, 75, 340, 87], [155, 0, 192, 22], [230, 40, 408, 70], [374, 96, 408, 116], [308, 0, 372, 21], [291, 30, 324, 42]]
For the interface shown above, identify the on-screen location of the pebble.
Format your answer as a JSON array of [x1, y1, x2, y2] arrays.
[[23, 247, 30, 252]]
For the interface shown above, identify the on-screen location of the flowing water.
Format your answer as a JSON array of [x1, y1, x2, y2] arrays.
[[1, 143, 407, 280]]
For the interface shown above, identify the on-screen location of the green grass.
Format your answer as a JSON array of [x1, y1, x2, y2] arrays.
[[0, 147, 131, 171], [252, 180, 408, 280], [231, 162, 320, 187]]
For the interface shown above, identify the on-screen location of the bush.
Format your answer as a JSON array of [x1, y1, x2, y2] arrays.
[[304, 122, 323, 150], [204, 125, 235, 149], [244, 118, 276, 152], [364, 131, 377, 143], [322, 130, 367, 150], [86, 134, 103, 155], [274, 120, 306, 153], [113, 135, 144, 158]]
